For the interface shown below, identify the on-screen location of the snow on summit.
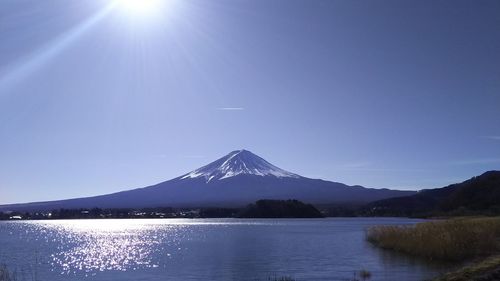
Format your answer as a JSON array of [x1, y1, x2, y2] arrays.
[[180, 149, 300, 182]]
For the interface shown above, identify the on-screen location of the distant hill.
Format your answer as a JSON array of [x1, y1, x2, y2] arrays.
[[0, 150, 415, 212], [366, 171, 500, 217], [238, 199, 323, 218]]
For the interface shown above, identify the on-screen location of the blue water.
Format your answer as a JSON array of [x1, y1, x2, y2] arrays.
[[0, 218, 454, 281]]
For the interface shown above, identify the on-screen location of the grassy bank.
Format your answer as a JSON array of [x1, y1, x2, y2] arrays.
[[366, 217, 500, 261], [433, 255, 500, 281], [367, 217, 500, 280]]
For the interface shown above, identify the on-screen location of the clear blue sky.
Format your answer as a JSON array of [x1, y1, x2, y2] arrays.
[[0, 0, 499, 204]]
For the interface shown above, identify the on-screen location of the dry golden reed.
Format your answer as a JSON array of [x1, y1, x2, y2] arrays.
[[366, 217, 500, 261]]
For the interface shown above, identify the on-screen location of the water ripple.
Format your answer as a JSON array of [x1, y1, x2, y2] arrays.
[[29, 220, 188, 274]]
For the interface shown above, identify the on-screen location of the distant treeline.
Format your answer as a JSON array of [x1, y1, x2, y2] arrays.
[[3, 203, 500, 220], [0, 207, 239, 220], [239, 199, 323, 218], [0, 199, 324, 220]]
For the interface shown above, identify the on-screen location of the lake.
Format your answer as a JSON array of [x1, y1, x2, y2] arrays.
[[0, 218, 455, 281]]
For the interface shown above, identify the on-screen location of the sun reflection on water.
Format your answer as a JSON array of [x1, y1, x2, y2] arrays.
[[30, 219, 191, 275], [4, 219, 278, 277]]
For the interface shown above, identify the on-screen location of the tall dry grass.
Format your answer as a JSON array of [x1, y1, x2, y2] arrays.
[[366, 217, 500, 261], [0, 265, 17, 281]]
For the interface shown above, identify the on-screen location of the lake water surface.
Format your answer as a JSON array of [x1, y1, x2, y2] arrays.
[[0, 218, 455, 281]]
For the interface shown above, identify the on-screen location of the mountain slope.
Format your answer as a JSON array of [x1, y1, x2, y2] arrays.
[[0, 150, 416, 211], [366, 171, 500, 216]]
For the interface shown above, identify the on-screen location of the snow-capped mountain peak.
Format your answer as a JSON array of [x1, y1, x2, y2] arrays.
[[180, 149, 300, 182]]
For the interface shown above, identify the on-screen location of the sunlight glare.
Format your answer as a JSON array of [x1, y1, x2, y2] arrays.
[[113, 0, 167, 20]]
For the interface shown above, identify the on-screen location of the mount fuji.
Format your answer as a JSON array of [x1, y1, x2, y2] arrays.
[[181, 149, 300, 182], [0, 150, 416, 211]]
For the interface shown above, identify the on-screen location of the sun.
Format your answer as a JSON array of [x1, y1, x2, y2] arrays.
[[113, 0, 166, 19]]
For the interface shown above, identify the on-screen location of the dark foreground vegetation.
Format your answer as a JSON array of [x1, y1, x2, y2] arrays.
[[0, 265, 9, 281], [0, 264, 373, 281], [366, 217, 500, 280], [434, 256, 500, 281], [433, 255, 500, 281], [0, 265, 17, 281]]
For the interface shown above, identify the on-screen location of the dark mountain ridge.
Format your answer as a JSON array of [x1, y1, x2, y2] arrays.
[[366, 171, 500, 216]]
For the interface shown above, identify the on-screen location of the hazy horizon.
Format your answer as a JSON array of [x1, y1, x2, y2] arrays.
[[1, 0, 499, 204]]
